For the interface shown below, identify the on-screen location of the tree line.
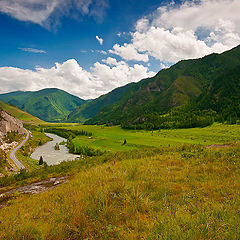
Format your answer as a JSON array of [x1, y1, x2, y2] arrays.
[[45, 128, 93, 139], [121, 107, 217, 130], [67, 138, 104, 157], [44, 128, 103, 157]]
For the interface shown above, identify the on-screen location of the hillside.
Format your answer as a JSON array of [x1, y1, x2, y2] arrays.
[[0, 109, 26, 173], [0, 88, 85, 122], [83, 45, 240, 125], [1, 142, 240, 239], [196, 65, 240, 121], [67, 83, 135, 122], [0, 101, 43, 124]]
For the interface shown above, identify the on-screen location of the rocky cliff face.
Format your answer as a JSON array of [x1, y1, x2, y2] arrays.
[[0, 110, 25, 137]]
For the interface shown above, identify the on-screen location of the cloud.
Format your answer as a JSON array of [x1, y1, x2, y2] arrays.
[[109, 43, 149, 62], [96, 50, 107, 54], [0, 58, 156, 99], [0, 0, 109, 28], [96, 36, 103, 45], [92, 58, 156, 90], [19, 48, 47, 54], [110, 0, 240, 63], [102, 57, 121, 66]]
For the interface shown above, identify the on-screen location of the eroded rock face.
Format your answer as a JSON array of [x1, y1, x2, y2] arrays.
[[0, 110, 25, 137]]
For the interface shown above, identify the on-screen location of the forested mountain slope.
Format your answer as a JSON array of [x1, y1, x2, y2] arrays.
[[67, 83, 135, 122], [0, 88, 85, 122], [85, 45, 240, 126]]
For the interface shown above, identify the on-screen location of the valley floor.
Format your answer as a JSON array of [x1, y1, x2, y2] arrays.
[[0, 123, 240, 239], [44, 123, 240, 152]]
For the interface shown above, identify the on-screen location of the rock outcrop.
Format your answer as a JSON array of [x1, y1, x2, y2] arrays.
[[0, 110, 25, 137]]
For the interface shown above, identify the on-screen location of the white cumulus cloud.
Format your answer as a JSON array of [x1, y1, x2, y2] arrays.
[[0, 0, 109, 28], [110, 0, 240, 63], [109, 43, 149, 62], [92, 58, 155, 90], [0, 58, 156, 99]]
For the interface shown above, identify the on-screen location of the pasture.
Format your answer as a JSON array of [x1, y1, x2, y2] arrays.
[[46, 123, 240, 152]]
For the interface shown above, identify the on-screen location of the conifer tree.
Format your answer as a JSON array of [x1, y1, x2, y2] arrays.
[[39, 156, 44, 165]]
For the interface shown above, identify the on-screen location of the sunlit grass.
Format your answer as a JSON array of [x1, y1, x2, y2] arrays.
[[48, 123, 240, 152], [0, 144, 240, 239], [0, 101, 44, 124]]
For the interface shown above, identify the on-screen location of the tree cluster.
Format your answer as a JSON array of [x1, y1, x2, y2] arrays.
[[45, 128, 93, 139], [121, 107, 216, 130], [67, 138, 103, 157]]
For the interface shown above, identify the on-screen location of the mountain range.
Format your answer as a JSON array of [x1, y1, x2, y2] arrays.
[[0, 45, 239, 125], [79, 44, 240, 125], [0, 88, 85, 122]]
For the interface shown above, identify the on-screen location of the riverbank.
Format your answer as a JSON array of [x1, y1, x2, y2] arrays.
[[15, 131, 52, 171], [31, 133, 77, 165]]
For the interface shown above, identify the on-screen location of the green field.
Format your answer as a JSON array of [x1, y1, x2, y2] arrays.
[[50, 123, 240, 152]]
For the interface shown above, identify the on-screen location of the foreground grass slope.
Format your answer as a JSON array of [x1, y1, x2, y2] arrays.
[[0, 143, 240, 239]]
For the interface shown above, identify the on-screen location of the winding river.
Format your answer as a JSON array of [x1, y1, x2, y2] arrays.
[[31, 133, 77, 165]]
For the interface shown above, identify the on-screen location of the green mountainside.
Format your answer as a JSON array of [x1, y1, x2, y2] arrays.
[[0, 88, 85, 122], [196, 65, 240, 116], [84, 45, 240, 126], [1, 46, 239, 126], [0, 101, 44, 124], [67, 83, 135, 122]]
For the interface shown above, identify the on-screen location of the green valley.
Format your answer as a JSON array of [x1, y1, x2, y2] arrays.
[[43, 123, 240, 153], [1, 1, 240, 239], [0, 122, 240, 239]]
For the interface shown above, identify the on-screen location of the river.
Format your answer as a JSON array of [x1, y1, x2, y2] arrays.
[[31, 133, 77, 165]]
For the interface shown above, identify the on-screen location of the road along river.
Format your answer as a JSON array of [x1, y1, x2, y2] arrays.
[[31, 133, 77, 166], [9, 128, 29, 170]]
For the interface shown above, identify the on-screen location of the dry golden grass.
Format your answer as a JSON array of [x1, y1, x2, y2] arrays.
[[0, 144, 240, 239]]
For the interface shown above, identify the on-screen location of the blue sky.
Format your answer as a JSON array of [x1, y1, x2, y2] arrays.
[[0, 0, 163, 71], [0, 0, 239, 99]]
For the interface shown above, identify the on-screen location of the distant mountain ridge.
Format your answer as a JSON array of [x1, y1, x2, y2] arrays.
[[67, 83, 135, 122], [0, 88, 85, 122], [82, 45, 240, 125], [1, 45, 239, 126]]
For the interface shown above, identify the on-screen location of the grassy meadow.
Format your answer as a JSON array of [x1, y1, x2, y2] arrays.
[[0, 143, 240, 239], [44, 123, 240, 152], [0, 123, 240, 239]]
